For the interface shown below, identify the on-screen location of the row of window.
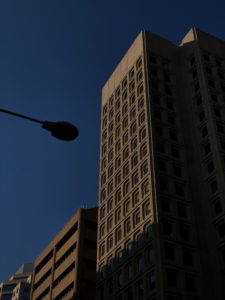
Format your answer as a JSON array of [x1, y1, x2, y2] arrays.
[[102, 57, 143, 116], [99, 200, 151, 240], [99, 207, 151, 257], [100, 177, 150, 211]]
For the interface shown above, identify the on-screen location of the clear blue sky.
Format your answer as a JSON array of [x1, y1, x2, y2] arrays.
[[0, 0, 224, 281]]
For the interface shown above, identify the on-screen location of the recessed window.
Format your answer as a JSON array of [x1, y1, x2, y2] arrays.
[[214, 199, 222, 215], [175, 182, 185, 196], [129, 68, 135, 80], [164, 244, 175, 261], [177, 203, 187, 218], [196, 96, 202, 106], [204, 143, 211, 155], [160, 197, 170, 212], [130, 121, 137, 135], [182, 248, 193, 266], [123, 162, 130, 178], [201, 126, 208, 138], [130, 80, 135, 93], [199, 111, 205, 122], [217, 123, 224, 133], [136, 279, 144, 299], [134, 209, 141, 226], [124, 218, 131, 234], [207, 161, 214, 173], [132, 189, 140, 205], [166, 269, 177, 287], [141, 161, 148, 177], [162, 220, 173, 236], [185, 273, 196, 292], [124, 199, 131, 214], [131, 137, 138, 151], [210, 179, 218, 194], [217, 222, 225, 238], [123, 146, 129, 161], [123, 180, 130, 196], [115, 227, 122, 243], [138, 97, 144, 110], [171, 146, 180, 158], [147, 271, 156, 290], [140, 143, 147, 158], [179, 224, 190, 241], [143, 201, 151, 217], [142, 180, 150, 196], [131, 153, 138, 168]]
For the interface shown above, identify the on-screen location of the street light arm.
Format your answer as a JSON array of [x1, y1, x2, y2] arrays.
[[0, 108, 79, 141]]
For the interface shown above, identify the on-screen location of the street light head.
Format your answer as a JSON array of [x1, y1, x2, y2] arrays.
[[42, 121, 79, 141]]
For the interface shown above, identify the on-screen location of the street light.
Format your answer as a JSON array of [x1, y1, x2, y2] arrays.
[[0, 108, 79, 141]]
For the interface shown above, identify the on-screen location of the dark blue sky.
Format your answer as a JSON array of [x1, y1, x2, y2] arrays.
[[0, 0, 224, 281]]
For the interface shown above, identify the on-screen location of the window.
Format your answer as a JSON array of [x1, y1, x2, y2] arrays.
[[214, 199, 222, 215], [134, 209, 141, 226], [142, 180, 150, 196], [217, 221, 225, 238], [141, 161, 148, 177], [123, 131, 129, 145], [131, 152, 138, 168], [166, 269, 177, 287], [137, 71, 143, 82], [177, 203, 187, 218], [139, 111, 145, 125], [210, 179, 218, 194], [138, 97, 144, 110], [130, 121, 137, 135], [115, 188, 122, 204], [124, 199, 131, 214], [140, 143, 147, 158], [100, 224, 105, 238], [201, 126, 208, 137], [122, 77, 127, 89], [162, 220, 173, 236], [123, 162, 130, 178], [129, 80, 135, 93], [182, 248, 193, 266], [143, 201, 151, 217], [132, 189, 140, 205], [132, 171, 139, 186], [130, 93, 136, 106], [115, 171, 122, 187], [108, 180, 113, 194], [100, 205, 106, 219], [147, 271, 156, 290], [115, 126, 121, 139], [136, 279, 144, 299], [99, 243, 105, 257], [123, 146, 129, 161], [108, 149, 114, 162], [124, 218, 131, 234], [116, 271, 123, 288], [107, 216, 113, 231], [123, 180, 130, 196], [146, 245, 155, 264], [130, 107, 136, 120], [185, 273, 196, 292], [179, 224, 190, 241], [115, 112, 121, 124], [171, 146, 180, 158], [125, 263, 132, 281], [115, 208, 122, 223], [165, 244, 175, 261], [101, 189, 106, 202], [136, 255, 144, 272], [122, 90, 128, 101], [140, 127, 147, 140], [131, 137, 138, 151], [122, 103, 128, 115], [107, 198, 113, 212], [123, 117, 128, 130], [115, 155, 121, 170], [115, 141, 121, 154], [115, 227, 122, 243], [107, 235, 113, 250]]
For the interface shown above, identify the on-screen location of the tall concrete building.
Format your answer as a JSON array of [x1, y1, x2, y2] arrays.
[[97, 28, 225, 300], [30, 207, 97, 300], [0, 263, 33, 300]]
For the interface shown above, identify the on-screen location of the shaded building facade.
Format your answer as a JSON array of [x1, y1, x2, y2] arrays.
[[97, 28, 225, 299], [0, 263, 33, 300], [30, 207, 97, 300]]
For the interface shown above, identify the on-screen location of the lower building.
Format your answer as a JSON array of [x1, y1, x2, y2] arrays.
[[0, 263, 33, 300], [30, 207, 98, 300]]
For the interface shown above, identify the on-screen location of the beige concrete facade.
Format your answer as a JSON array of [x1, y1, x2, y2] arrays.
[[97, 28, 225, 300], [30, 207, 97, 300]]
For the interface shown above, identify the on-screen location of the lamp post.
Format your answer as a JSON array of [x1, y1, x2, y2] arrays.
[[0, 108, 79, 141]]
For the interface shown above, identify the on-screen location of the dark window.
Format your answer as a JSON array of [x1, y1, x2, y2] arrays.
[[201, 126, 208, 137], [185, 274, 196, 292], [218, 222, 225, 238], [204, 143, 211, 155], [147, 271, 156, 290], [162, 221, 173, 236], [196, 96, 202, 106], [182, 248, 193, 266], [210, 180, 218, 194], [136, 279, 144, 299], [179, 224, 190, 241], [214, 200, 222, 214], [166, 269, 177, 287], [207, 161, 214, 173], [165, 244, 175, 261]]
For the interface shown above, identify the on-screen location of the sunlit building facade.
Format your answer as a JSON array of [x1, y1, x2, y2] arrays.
[[97, 28, 225, 299], [30, 207, 97, 300]]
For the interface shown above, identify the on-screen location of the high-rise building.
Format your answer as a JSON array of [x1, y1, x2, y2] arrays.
[[30, 207, 97, 300], [0, 263, 33, 300], [97, 28, 225, 300]]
